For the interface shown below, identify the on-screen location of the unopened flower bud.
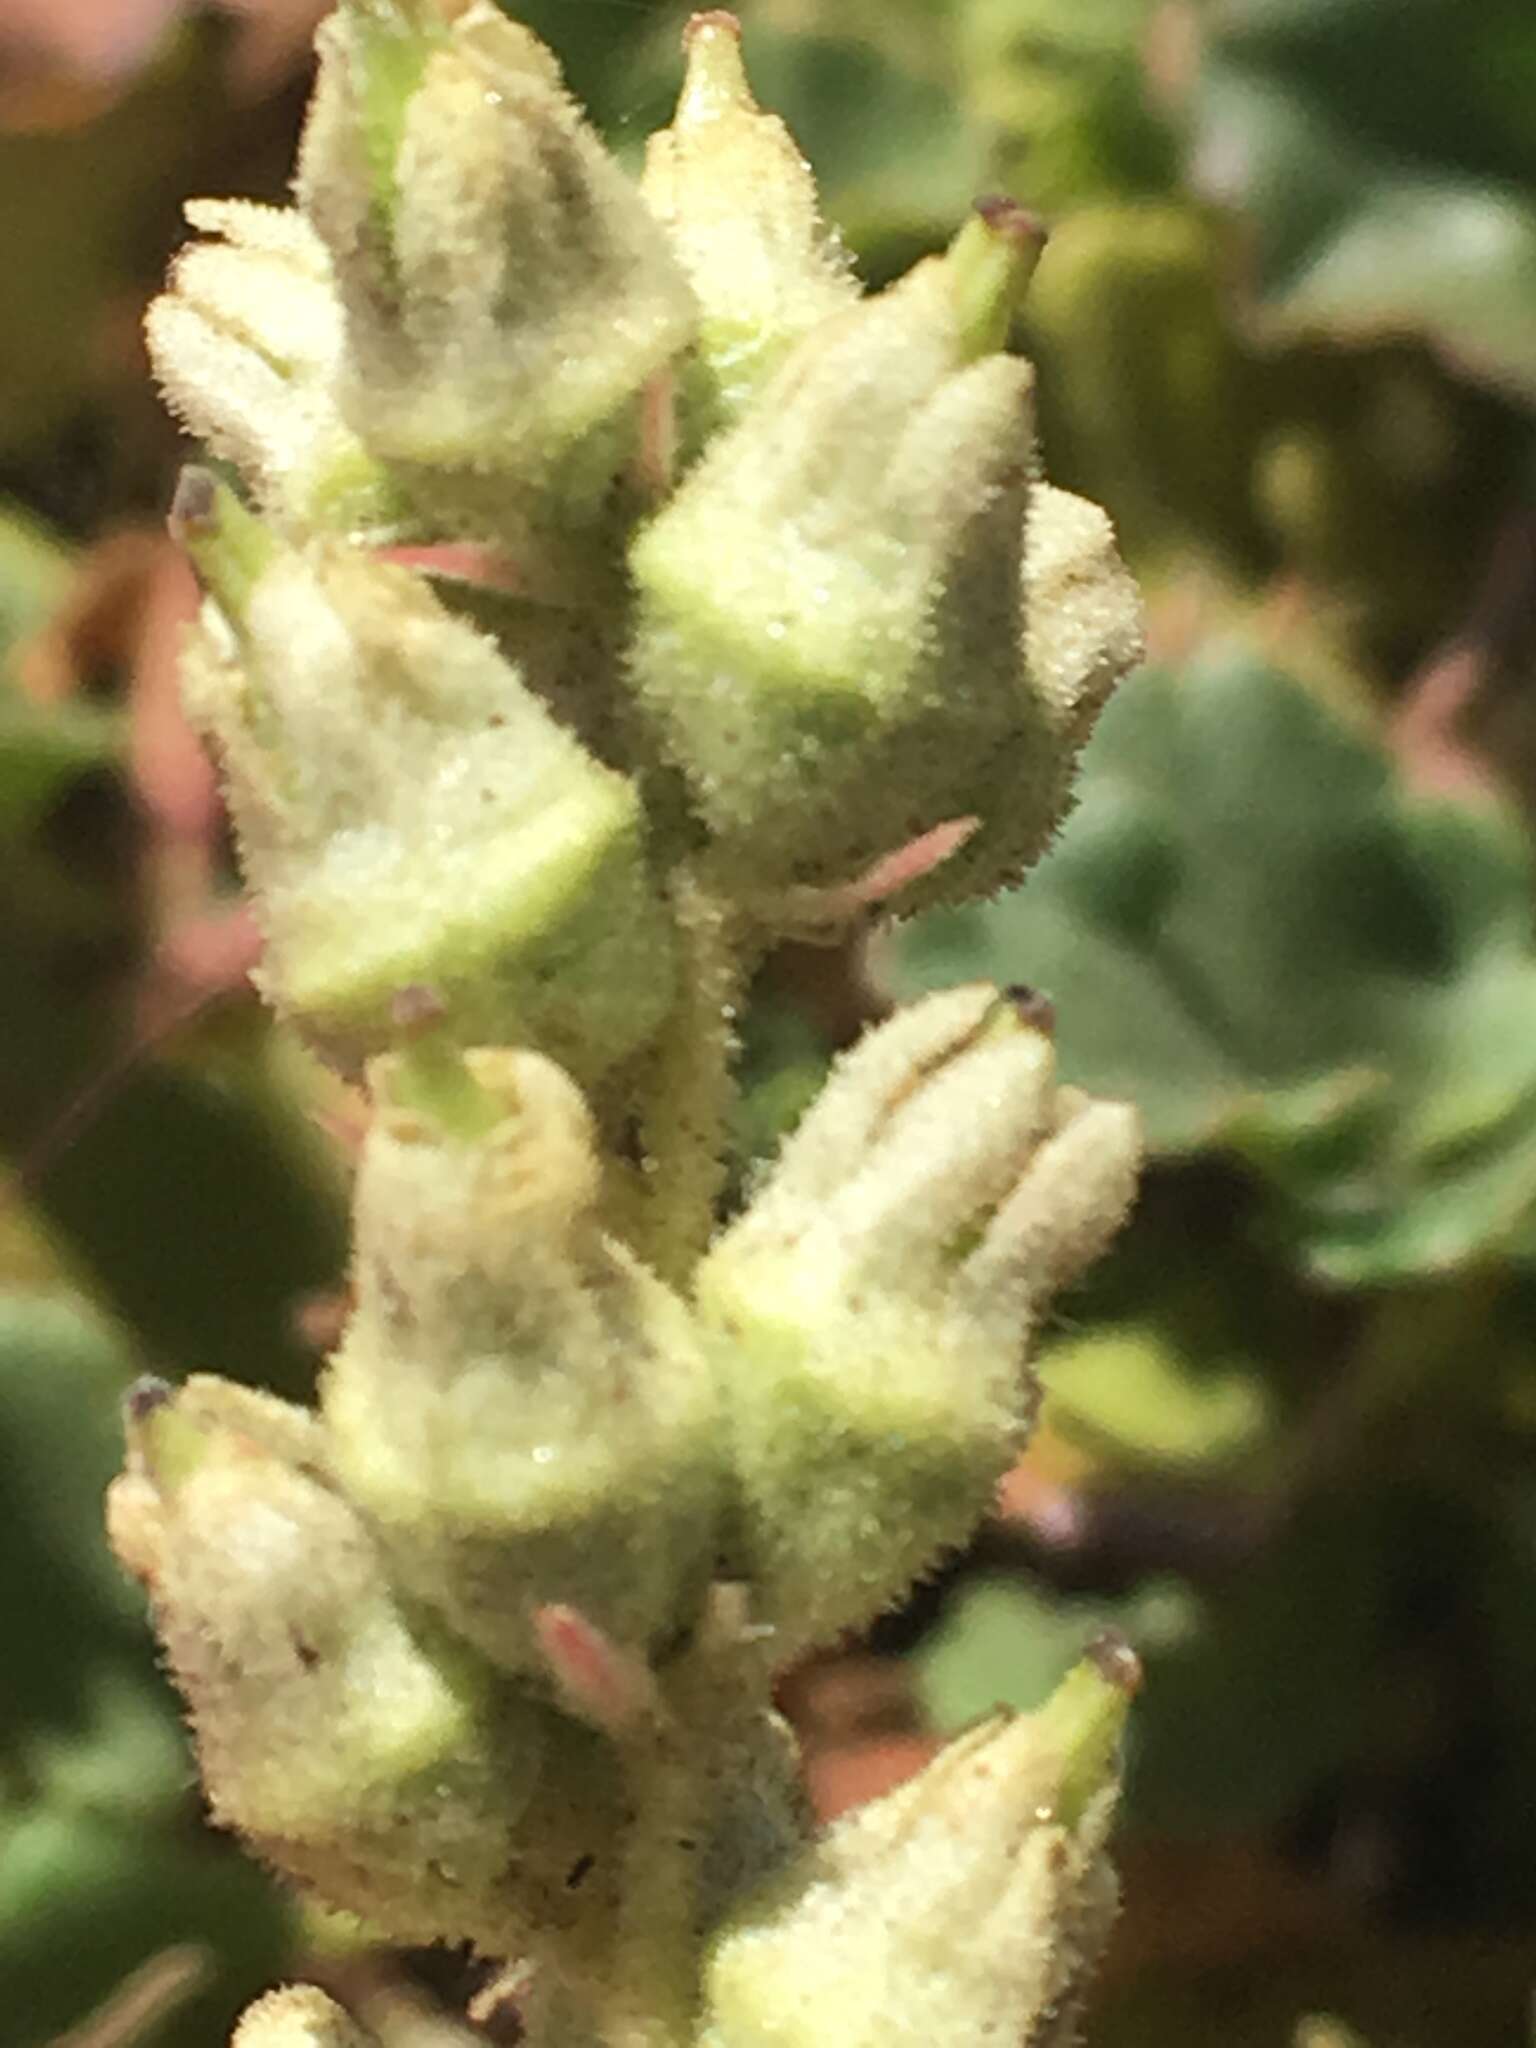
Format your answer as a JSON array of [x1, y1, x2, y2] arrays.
[[627, 203, 1097, 905], [905, 477, 1146, 912], [172, 472, 675, 1082], [322, 1044, 722, 1678], [640, 12, 857, 448], [233, 1987, 377, 2048], [107, 1375, 625, 1954], [296, 0, 695, 529], [697, 986, 1140, 1652], [698, 1638, 1138, 2048], [146, 202, 400, 538]]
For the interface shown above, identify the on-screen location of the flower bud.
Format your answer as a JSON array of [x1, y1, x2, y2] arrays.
[[172, 472, 675, 1083], [698, 1638, 1138, 2048], [627, 203, 1117, 908], [146, 201, 400, 539], [697, 986, 1140, 1652], [904, 478, 1146, 912], [640, 12, 857, 449], [107, 1375, 626, 1954], [322, 1044, 722, 1679], [296, 0, 696, 529], [233, 1988, 377, 2048]]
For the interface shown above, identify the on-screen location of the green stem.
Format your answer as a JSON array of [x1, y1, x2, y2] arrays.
[[630, 871, 749, 1287], [170, 467, 275, 626], [381, 1036, 503, 1140], [595, 1735, 708, 2048], [946, 200, 1048, 362]]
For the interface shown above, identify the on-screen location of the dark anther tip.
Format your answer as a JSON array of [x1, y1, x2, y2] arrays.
[[168, 465, 218, 541], [972, 195, 1050, 248], [125, 1375, 174, 1423], [684, 9, 742, 40], [1085, 1627, 1143, 1697], [390, 983, 449, 1034], [1004, 983, 1056, 1035]]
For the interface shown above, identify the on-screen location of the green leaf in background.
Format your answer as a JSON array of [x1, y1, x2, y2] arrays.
[[1022, 203, 1264, 572], [0, 1803, 294, 2048], [0, 23, 230, 460], [0, 957, 349, 1393], [0, 1296, 145, 1655], [886, 647, 1536, 1284], [0, 505, 72, 670], [1191, 0, 1536, 402], [917, 1493, 1393, 1835], [0, 1295, 296, 2045], [1039, 1323, 1276, 1473], [0, 505, 121, 837], [915, 1571, 1199, 1731], [961, 0, 1179, 211], [0, 694, 123, 840]]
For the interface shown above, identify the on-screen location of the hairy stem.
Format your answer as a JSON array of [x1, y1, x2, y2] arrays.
[[629, 869, 750, 1287], [596, 1735, 710, 2048]]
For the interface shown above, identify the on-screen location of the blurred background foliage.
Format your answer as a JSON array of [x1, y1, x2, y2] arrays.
[[2, 0, 1535, 2042]]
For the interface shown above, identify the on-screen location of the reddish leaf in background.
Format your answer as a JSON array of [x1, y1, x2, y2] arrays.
[[0, 0, 327, 102], [16, 525, 260, 1028], [0, 0, 183, 86]]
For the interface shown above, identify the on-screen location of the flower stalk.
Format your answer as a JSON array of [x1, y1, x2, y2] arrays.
[[121, 7, 1147, 2044]]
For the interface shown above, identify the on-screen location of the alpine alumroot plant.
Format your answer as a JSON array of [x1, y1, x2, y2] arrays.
[[110, 5, 1148, 2043]]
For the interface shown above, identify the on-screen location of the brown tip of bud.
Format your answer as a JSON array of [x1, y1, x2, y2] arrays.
[[677, 8, 752, 115], [125, 1374, 174, 1424], [168, 465, 218, 544], [972, 196, 1050, 251], [389, 983, 449, 1035], [684, 9, 743, 44], [1085, 1627, 1142, 1697], [1004, 984, 1056, 1036]]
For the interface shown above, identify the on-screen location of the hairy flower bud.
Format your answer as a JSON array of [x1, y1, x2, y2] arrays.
[[626, 202, 1140, 913], [296, 0, 695, 531], [907, 477, 1146, 912], [640, 12, 857, 449], [697, 985, 1141, 1652], [172, 472, 674, 1082], [107, 1375, 625, 1954], [322, 1044, 722, 1678], [698, 1638, 1138, 2048], [146, 201, 400, 539], [233, 1988, 378, 2048]]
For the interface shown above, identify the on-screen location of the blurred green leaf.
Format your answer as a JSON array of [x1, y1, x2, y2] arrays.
[[0, 696, 123, 838], [962, 0, 1178, 210], [0, 505, 72, 669], [0, 1293, 294, 2044], [0, 24, 230, 459], [1124, 1496, 1392, 1834], [1023, 204, 1265, 572], [1192, 0, 1536, 401], [888, 648, 1536, 1283], [0, 1295, 143, 1646], [0, 985, 348, 1392], [1041, 1323, 1276, 1473], [916, 1571, 1198, 1729], [918, 1494, 1393, 1834], [0, 1804, 292, 2048]]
